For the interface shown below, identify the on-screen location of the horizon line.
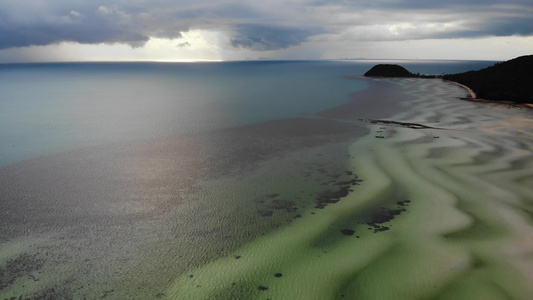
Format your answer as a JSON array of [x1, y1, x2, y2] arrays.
[[0, 57, 502, 66]]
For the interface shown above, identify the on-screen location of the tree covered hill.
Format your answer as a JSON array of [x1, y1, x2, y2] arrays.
[[364, 64, 438, 79], [442, 55, 533, 104], [364, 64, 415, 77]]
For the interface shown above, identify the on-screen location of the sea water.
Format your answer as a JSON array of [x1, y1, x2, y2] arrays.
[[0, 60, 494, 167], [1, 60, 504, 299]]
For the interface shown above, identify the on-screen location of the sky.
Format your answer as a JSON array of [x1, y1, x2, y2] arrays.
[[0, 0, 532, 63]]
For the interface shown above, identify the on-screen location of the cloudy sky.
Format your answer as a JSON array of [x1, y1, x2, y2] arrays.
[[1, 0, 532, 63]]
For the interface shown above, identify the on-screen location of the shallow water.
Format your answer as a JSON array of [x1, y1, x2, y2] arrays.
[[3, 60, 526, 300], [1, 61, 370, 167], [165, 79, 533, 300], [0, 60, 494, 168]]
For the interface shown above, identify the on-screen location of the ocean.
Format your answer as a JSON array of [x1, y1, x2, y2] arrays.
[[0, 60, 493, 167], [4, 59, 532, 300]]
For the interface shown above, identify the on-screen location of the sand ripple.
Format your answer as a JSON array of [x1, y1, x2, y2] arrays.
[[166, 79, 533, 299]]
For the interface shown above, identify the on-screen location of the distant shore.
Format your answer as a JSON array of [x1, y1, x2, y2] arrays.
[[364, 56, 533, 107]]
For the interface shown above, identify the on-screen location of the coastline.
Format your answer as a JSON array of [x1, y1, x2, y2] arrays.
[[446, 79, 477, 99], [444, 79, 533, 109], [317, 76, 409, 120]]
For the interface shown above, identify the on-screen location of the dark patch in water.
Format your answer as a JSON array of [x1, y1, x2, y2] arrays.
[[314, 187, 349, 209], [471, 257, 485, 269], [314, 174, 363, 209], [364, 200, 410, 233], [340, 229, 355, 236], [255, 194, 300, 218], [270, 199, 298, 212], [0, 253, 44, 291], [335, 177, 363, 186], [274, 273, 283, 277], [258, 286, 268, 290]]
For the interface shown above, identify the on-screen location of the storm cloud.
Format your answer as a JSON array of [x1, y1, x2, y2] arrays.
[[0, 0, 532, 51], [230, 24, 325, 51]]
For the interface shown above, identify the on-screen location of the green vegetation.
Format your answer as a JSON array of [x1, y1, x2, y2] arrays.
[[364, 64, 414, 77], [442, 55, 533, 103], [364, 64, 437, 78]]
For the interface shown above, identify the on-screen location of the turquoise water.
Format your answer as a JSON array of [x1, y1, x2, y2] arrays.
[[0, 60, 494, 167]]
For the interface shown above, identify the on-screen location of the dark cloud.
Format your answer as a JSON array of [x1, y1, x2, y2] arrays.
[[176, 41, 191, 48], [479, 16, 533, 37], [0, 0, 531, 50], [0, 21, 150, 49], [311, 0, 533, 10], [0, 2, 186, 49], [429, 13, 533, 39], [230, 24, 324, 50]]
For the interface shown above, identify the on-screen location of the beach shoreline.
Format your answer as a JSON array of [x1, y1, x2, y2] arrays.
[[317, 76, 409, 120], [444, 79, 533, 109], [445, 79, 477, 98]]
